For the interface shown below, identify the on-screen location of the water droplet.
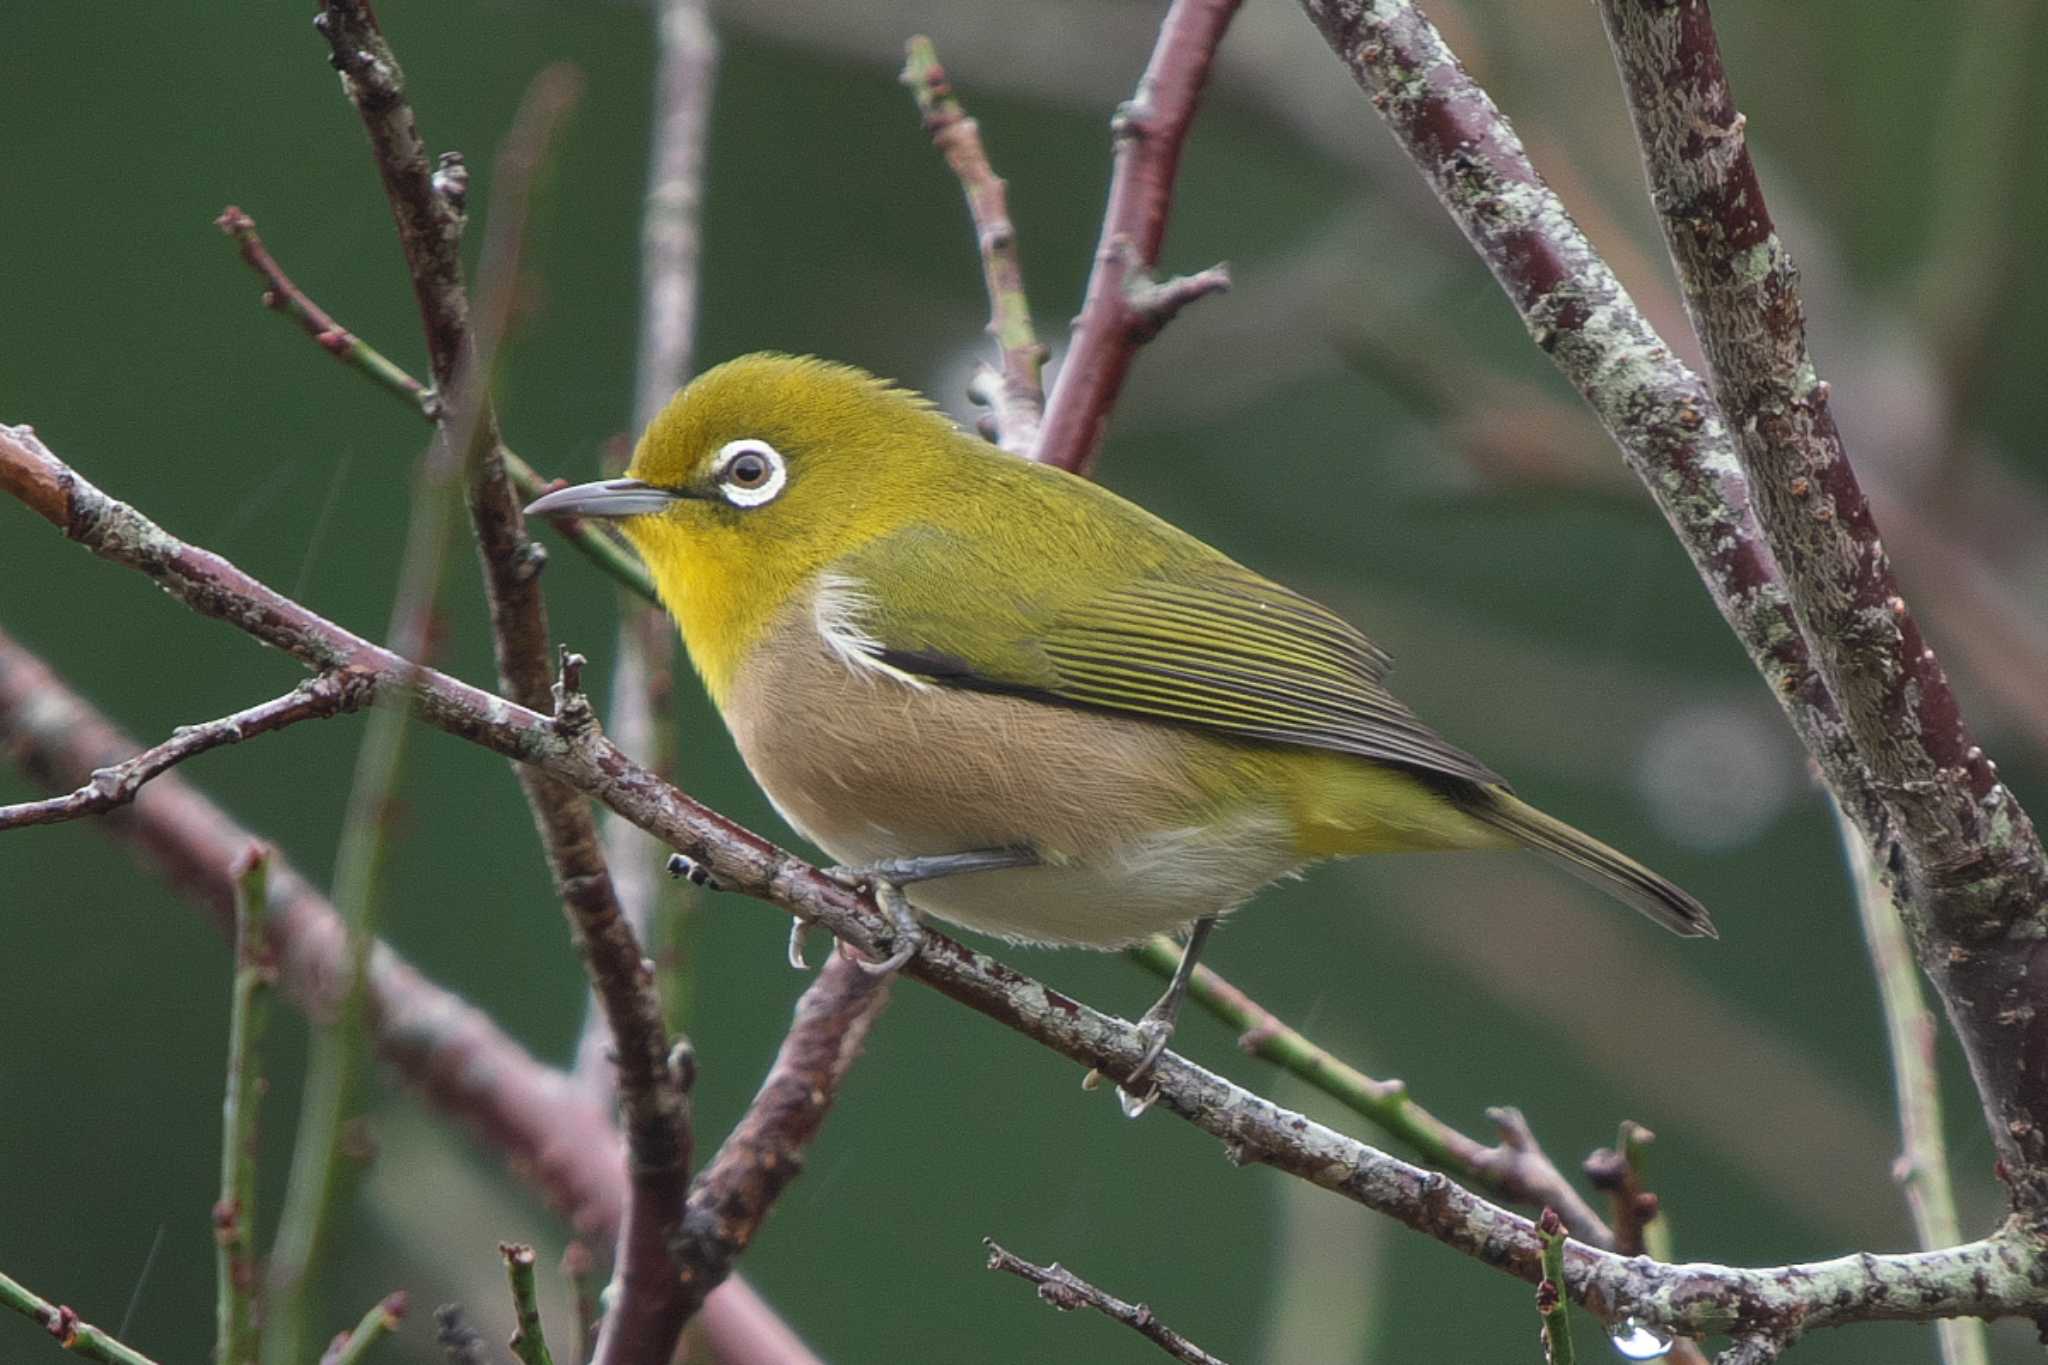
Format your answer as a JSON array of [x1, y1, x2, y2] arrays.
[[1608, 1318, 1672, 1360]]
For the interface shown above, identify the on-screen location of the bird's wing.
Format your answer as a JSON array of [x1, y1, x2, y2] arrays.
[[835, 527, 1505, 787]]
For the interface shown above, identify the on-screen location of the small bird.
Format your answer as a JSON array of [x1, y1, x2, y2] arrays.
[[527, 354, 1714, 1107]]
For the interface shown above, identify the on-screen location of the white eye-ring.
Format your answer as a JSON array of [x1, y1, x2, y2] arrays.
[[713, 438, 787, 508]]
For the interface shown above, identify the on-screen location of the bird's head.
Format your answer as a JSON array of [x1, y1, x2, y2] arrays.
[[524, 352, 966, 693]]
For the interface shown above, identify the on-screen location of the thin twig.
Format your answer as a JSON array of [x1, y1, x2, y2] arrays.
[[501, 1245, 556, 1365], [1834, 803, 1987, 1365], [316, 1293, 407, 1365], [312, 8, 691, 1266], [0, 674, 368, 832], [1128, 936, 1613, 1244], [0, 1270, 162, 1365], [667, 954, 892, 1320], [214, 845, 274, 1365], [10, 429, 2048, 1336], [1589, 0, 2048, 1206], [984, 1238, 1228, 1365], [1034, 0, 1242, 474], [213, 206, 657, 605], [1582, 1122, 1663, 1261], [633, 0, 717, 438], [900, 35, 1046, 453], [560, 1244, 600, 1365], [1536, 1209, 1574, 1365], [0, 626, 808, 1362], [215, 207, 430, 410]]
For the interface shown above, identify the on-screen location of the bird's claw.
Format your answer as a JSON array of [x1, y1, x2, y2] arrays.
[[1080, 1016, 1172, 1118], [820, 865, 923, 975]]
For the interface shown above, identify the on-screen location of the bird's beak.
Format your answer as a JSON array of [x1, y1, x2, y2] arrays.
[[522, 477, 684, 520]]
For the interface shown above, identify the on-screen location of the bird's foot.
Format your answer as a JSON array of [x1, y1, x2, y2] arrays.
[[820, 866, 924, 975], [1082, 1010, 1174, 1119]]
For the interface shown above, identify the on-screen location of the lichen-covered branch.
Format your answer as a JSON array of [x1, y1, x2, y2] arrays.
[[984, 1238, 1229, 1365], [1291, 0, 1888, 844], [0, 673, 368, 832], [1034, 0, 1242, 474], [900, 35, 1046, 454], [1130, 935, 1613, 1244], [1589, 0, 2048, 1208], [11, 427, 2048, 1339]]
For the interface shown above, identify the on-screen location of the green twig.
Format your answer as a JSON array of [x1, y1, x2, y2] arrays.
[[1834, 803, 1987, 1365], [212, 209, 658, 608], [501, 1245, 557, 1365], [316, 1293, 407, 1365], [1536, 1209, 1574, 1364], [1127, 937, 1613, 1242], [900, 34, 1046, 454], [265, 347, 468, 1362], [0, 1270, 162, 1365], [214, 845, 273, 1365]]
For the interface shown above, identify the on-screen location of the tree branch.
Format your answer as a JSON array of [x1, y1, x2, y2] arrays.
[[1034, 0, 1242, 474], [1834, 804, 1988, 1365], [0, 673, 368, 832], [668, 953, 892, 1320], [1292, 0, 1881, 847], [214, 846, 274, 1365], [316, 1293, 407, 1365], [10, 426, 2048, 1339], [1590, 0, 2048, 1207], [983, 1238, 1228, 1365], [312, 0, 694, 1311], [0, 624, 808, 1361], [1130, 935, 1614, 1244], [901, 35, 1046, 454], [0, 1270, 161, 1365]]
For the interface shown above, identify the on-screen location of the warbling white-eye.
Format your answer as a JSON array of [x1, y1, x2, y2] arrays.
[[527, 354, 1714, 1109]]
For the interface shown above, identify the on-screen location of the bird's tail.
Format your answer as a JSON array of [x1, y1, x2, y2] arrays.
[[1460, 787, 1716, 939]]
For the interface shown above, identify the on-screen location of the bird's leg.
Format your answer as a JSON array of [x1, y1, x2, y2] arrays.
[[1094, 915, 1218, 1119], [822, 845, 1038, 975]]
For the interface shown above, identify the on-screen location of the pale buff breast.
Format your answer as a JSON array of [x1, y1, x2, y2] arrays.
[[718, 589, 1302, 947]]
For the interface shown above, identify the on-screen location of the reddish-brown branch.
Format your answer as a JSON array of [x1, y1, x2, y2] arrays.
[[1591, 0, 2048, 1208], [214, 206, 431, 412], [0, 623, 811, 1360], [1034, 0, 1243, 475], [0, 672, 370, 831], [668, 955, 893, 1318], [901, 35, 1046, 454], [312, 0, 693, 1279]]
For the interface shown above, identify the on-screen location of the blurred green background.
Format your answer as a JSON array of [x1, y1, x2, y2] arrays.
[[5, 1, 2047, 1361]]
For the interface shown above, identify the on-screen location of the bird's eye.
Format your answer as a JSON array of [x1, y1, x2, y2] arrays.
[[713, 438, 787, 508]]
